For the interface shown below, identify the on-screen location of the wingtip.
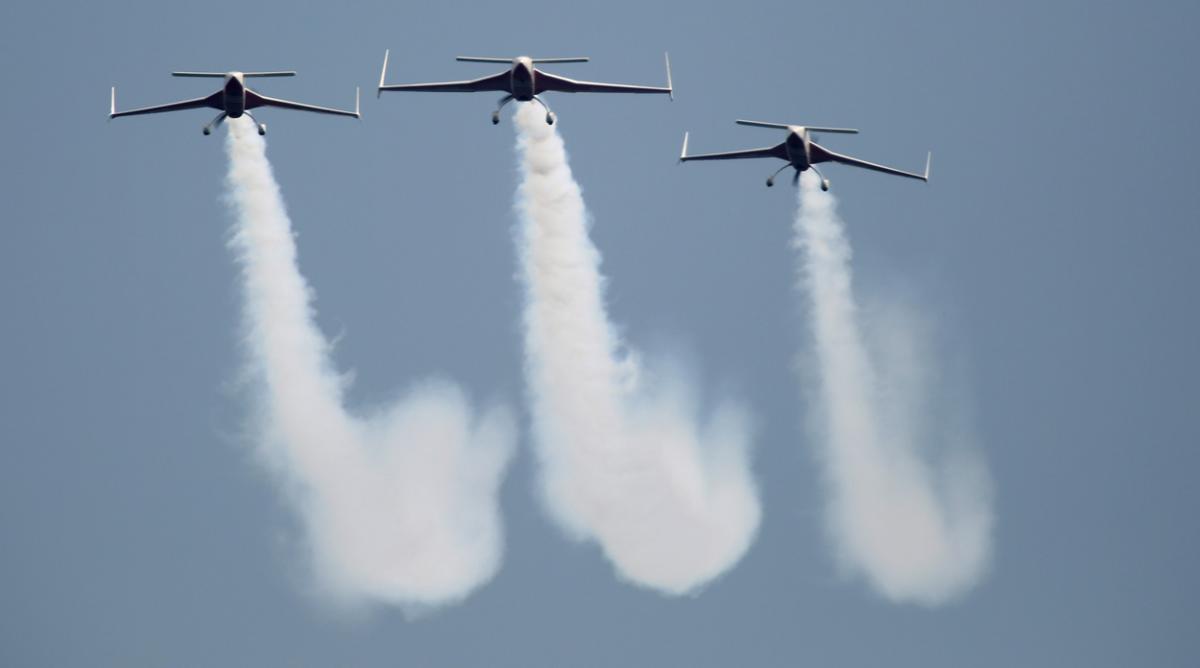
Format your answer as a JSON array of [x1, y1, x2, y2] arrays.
[[109, 86, 115, 118], [664, 52, 674, 101], [355, 87, 362, 118], [377, 49, 390, 98], [679, 131, 689, 162], [924, 151, 932, 181]]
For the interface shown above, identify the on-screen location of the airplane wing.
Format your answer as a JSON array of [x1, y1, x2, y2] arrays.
[[110, 90, 222, 119], [535, 71, 671, 95], [378, 71, 510, 94], [813, 144, 930, 182], [679, 133, 788, 162], [246, 90, 360, 118]]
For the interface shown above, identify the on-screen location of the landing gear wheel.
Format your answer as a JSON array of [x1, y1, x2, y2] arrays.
[[491, 111, 500, 125]]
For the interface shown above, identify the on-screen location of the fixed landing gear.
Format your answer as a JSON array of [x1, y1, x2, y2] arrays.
[[492, 94, 514, 125], [530, 95, 556, 125], [202, 111, 227, 136], [244, 111, 266, 136], [810, 164, 830, 191], [766, 163, 791, 188], [487, 96, 557, 126], [765, 165, 831, 190]]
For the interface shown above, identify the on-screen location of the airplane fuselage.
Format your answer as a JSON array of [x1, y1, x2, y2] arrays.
[[510, 58, 536, 100], [222, 72, 247, 117], [784, 128, 813, 171]]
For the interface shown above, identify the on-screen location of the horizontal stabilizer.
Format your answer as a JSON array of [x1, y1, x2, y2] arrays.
[[171, 71, 296, 78], [737, 120, 859, 134], [736, 120, 792, 129], [456, 57, 515, 63], [806, 126, 859, 134], [454, 56, 591, 64]]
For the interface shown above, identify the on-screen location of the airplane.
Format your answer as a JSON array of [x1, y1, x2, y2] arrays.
[[679, 121, 930, 190], [376, 51, 673, 125], [109, 71, 360, 136]]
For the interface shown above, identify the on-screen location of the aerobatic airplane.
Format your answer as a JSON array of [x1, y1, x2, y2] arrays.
[[377, 51, 673, 125], [109, 71, 359, 136], [680, 121, 930, 190]]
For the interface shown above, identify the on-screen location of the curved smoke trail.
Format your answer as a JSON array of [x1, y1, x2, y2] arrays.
[[513, 103, 761, 594], [223, 117, 515, 611], [794, 171, 993, 605]]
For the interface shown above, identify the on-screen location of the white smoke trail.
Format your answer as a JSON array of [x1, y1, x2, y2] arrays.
[[513, 103, 760, 594], [794, 171, 993, 605], [223, 117, 515, 612]]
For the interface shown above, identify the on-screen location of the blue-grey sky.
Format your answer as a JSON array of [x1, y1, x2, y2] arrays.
[[2, 0, 1197, 665]]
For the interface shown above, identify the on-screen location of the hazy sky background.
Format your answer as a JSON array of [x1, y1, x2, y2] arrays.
[[1, 0, 1197, 665]]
